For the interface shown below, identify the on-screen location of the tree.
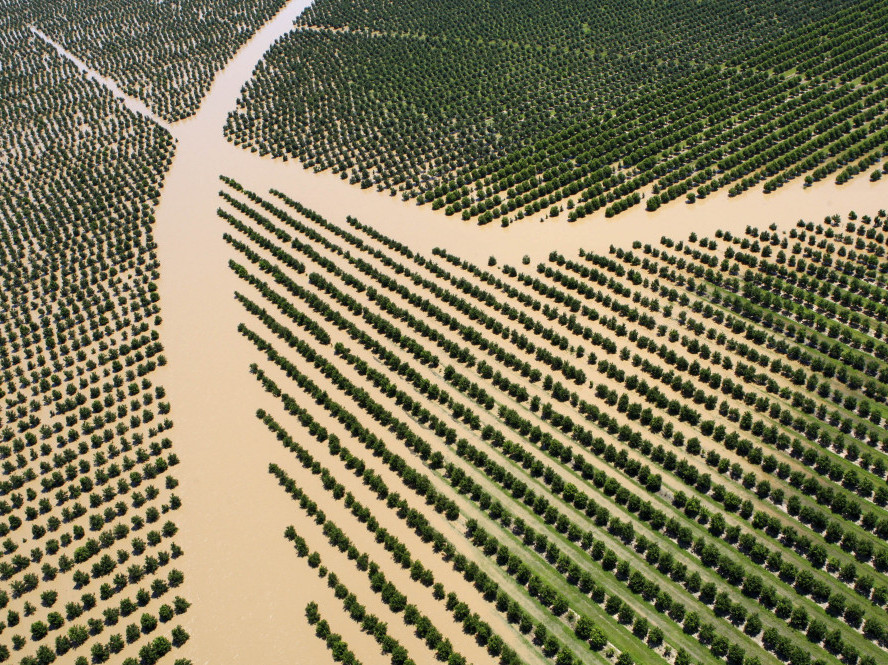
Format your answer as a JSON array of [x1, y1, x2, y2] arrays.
[[90, 642, 108, 663], [726, 643, 745, 665], [574, 616, 595, 641], [806, 619, 826, 644], [172, 625, 190, 646], [587, 625, 607, 650], [863, 618, 884, 641], [30, 621, 48, 641], [823, 628, 844, 654], [126, 623, 141, 643], [555, 649, 574, 665], [141, 612, 158, 633], [683, 611, 699, 634], [108, 634, 124, 654]]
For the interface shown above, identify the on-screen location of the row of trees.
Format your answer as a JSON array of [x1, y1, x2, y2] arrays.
[[334, 192, 888, 624], [528, 247, 888, 586], [405, 238, 888, 615], [305, 603, 365, 665], [243, 268, 756, 660], [266, 415, 539, 665], [27, 0, 291, 122], [356, 195, 888, 640], [218, 195, 656, 660], [0, 9, 189, 663], [227, 0, 879, 225], [350, 195, 888, 600], [576, 244, 888, 521], [218, 180, 888, 664], [245, 302, 645, 662]]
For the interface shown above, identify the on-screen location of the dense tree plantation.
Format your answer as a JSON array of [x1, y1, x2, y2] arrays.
[[0, 4, 191, 664], [217, 175, 888, 665], [226, 0, 888, 224], [25, 0, 290, 122], [7, 0, 888, 661]]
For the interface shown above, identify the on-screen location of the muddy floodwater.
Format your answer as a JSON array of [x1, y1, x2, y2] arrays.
[[44, 0, 888, 659]]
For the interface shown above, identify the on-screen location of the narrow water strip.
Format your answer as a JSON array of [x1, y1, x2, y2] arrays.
[[143, 0, 888, 657], [29, 26, 173, 132]]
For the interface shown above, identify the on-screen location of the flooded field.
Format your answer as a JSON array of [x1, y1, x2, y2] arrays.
[[43, 0, 888, 661]]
